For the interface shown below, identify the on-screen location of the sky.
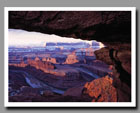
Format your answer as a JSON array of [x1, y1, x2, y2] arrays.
[[8, 29, 104, 48]]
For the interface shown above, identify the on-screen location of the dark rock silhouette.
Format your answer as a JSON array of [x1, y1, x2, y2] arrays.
[[9, 11, 131, 43], [94, 43, 131, 101]]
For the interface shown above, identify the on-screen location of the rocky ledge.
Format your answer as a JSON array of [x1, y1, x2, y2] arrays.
[[9, 76, 117, 102]]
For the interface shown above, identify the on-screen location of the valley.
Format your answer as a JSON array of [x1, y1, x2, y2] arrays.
[[8, 41, 113, 102]]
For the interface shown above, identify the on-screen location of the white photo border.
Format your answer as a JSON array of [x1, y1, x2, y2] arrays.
[[4, 7, 136, 107]]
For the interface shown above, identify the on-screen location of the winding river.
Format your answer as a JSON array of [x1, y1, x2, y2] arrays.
[[10, 70, 65, 94]]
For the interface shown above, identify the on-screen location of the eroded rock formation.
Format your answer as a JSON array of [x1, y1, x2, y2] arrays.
[[83, 76, 117, 102], [9, 11, 131, 42], [64, 53, 79, 64], [94, 43, 131, 101]]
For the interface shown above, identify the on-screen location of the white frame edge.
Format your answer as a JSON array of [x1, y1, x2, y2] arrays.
[[4, 7, 136, 107]]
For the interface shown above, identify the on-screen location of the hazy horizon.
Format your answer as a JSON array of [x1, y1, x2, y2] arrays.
[[8, 29, 104, 48]]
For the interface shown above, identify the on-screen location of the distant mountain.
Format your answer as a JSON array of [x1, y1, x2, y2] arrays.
[[46, 42, 90, 46], [45, 42, 91, 51], [46, 43, 57, 46], [45, 41, 104, 51]]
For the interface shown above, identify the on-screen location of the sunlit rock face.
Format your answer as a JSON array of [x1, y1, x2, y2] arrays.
[[27, 57, 56, 70], [9, 61, 27, 67], [46, 57, 57, 64], [42, 57, 57, 64], [62, 75, 117, 102], [63, 48, 97, 64], [83, 76, 117, 102], [64, 53, 79, 64]]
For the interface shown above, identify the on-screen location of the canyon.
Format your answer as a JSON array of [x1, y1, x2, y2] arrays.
[[9, 42, 113, 102], [8, 11, 131, 102]]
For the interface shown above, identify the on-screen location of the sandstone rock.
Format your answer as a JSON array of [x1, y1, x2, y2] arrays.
[[94, 44, 131, 102], [83, 76, 117, 102], [42, 57, 47, 62], [94, 48, 113, 65], [35, 57, 40, 61], [46, 57, 57, 64], [9, 60, 27, 67], [9, 11, 131, 43], [27, 58, 56, 71], [117, 50, 131, 74], [64, 53, 79, 64]]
